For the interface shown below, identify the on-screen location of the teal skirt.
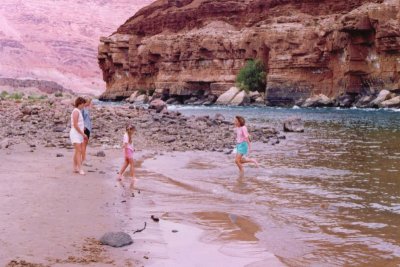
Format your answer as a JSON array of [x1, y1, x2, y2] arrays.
[[236, 142, 248, 155]]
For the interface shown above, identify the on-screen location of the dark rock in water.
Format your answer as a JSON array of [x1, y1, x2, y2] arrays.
[[56, 153, 64, 157], [100, 232, 133, 247], [283, 117, 304, 132], [96, 151, 106, 157]]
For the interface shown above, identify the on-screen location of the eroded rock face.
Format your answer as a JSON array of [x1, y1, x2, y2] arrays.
[[99, 0, 400, 106]]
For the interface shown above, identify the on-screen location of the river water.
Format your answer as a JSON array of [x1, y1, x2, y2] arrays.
[[138, 105, 400, 266]]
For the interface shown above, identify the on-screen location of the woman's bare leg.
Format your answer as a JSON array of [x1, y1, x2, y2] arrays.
[[74, 143, 83, 173], [82, 139, 88, 163]]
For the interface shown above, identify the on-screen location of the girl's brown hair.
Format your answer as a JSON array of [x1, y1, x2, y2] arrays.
[[126, 125, 136, 144], [235, 116, 246, 127], [74, 96, 86, 108]]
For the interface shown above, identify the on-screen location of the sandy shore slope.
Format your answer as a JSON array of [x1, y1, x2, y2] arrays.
[[0, 144, 284, 267]]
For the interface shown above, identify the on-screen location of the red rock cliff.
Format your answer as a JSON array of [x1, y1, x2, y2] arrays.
[[98, 0, 400, 105]]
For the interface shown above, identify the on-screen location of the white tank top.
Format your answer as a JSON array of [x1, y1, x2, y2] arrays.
[[71, 108, 84, 131]]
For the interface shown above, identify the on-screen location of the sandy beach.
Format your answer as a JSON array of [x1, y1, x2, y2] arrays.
[[0, 142, 284, 267]]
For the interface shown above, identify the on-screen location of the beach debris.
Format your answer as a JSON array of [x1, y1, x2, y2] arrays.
[[151, 215, 160, 222], [121, 200, 127, 203], [228, 214, 238, 224], [99, 232, 133, 247], [0, 138, 11, 149], [131, 193, 135, 197], [133, 222, 147, 235], [96, 151, 106, 157], [56, 153, 64, 157], [283, 117, 304, 133], [171, 229, 178, 233], [144, 256, 149, 260], [6, 259, 45, 267]]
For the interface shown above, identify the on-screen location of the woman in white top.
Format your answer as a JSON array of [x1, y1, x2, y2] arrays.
[[70, 97, 88, 175]]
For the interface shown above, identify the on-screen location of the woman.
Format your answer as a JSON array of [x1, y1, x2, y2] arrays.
[[69, 96, 87, 175], [81, 97, 92, 164]]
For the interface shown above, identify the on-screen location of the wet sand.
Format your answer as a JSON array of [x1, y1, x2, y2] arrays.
[[0, 145, 283, 266]]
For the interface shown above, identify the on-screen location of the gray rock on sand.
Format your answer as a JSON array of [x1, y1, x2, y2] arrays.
[[283, 117, 304, 132], [149, 98, 167, 113], [100, 232, 133, 248], [96, 151, 106, 157], [0, 138, 11, 149]]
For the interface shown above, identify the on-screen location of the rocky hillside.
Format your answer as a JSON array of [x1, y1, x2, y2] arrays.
[[0, 0, 152, 95], [99, 0, 400, 106]]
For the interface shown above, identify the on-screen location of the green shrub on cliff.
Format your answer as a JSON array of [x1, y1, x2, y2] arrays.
[[236, 59, 266, 92]]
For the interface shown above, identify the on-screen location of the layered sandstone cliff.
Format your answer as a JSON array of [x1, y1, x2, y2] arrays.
[[98, 0, 400, 106]]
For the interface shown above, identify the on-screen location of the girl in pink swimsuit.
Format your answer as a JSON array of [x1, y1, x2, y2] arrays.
[[117, 125, 136, 193]]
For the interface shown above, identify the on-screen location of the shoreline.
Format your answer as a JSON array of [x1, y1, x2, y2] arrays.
[[0, 145, 284, 267]]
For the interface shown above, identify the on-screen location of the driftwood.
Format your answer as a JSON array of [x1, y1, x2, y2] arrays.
[[133, 222, 147, 235]]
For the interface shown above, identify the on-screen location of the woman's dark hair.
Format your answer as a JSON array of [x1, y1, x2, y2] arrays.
[[74, 97, 86, 108], [236, 116, 246, 127]]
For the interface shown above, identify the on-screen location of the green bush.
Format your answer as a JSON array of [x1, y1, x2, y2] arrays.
[[236, 59, 266, 92], [9, 92, 24, 100]]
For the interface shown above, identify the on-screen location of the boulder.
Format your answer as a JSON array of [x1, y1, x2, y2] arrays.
[[371, 90, 391, 107], [135, 94, 149, 104], [149, 99, 167, 113], [379, 96, 400, 108], [100, 232, 133, 248], [214, 113, 225, 121], [230, 91, 250, 106], [337, 94, 355, 108], [254, 96, 265, 105], [127, 91, 139, 103], [216, 87, 240, 105], [355, 95, 374, 107], [283, 117, 304, 132], [302, 94, 333, 108]]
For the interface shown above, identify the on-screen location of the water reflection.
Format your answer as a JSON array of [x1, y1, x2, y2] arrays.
[[143, 106, 400, 266]]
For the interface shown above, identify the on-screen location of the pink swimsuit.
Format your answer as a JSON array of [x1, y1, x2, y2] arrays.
[[123, 133, 134, 159]]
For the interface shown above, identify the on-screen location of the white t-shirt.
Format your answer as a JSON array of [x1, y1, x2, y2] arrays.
[[123, 133, 134, 151]]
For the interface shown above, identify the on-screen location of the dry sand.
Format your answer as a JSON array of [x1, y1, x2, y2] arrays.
[[0, 144, 284, 266]]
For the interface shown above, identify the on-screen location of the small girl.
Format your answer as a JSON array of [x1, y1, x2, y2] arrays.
[[117, 125, 136, 189], [234, 116, 259, 172]]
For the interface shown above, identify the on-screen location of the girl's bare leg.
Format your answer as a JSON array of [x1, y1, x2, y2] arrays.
[[118, 159, 129, 181], [241, 157, 259, 167], [128, 159, 135, 195], [235, 154, 244, 173]]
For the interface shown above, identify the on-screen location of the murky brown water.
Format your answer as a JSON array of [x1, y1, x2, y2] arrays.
[[135, 107, 400, 266]]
